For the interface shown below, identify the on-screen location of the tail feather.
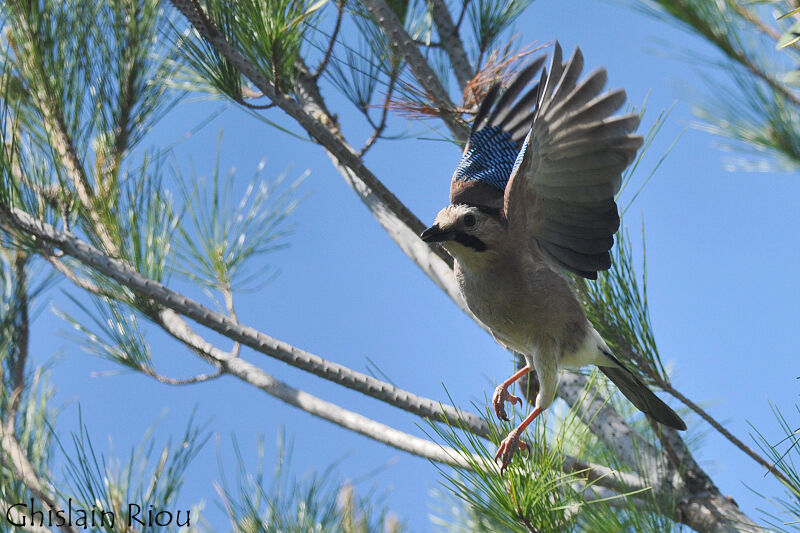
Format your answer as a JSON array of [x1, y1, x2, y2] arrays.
[[599, 364, 686, 431]]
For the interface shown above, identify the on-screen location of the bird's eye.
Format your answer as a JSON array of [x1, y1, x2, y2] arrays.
[[463, 214, 476, 227]]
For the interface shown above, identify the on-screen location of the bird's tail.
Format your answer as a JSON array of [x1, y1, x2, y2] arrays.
[[599, 362, 686, 431]]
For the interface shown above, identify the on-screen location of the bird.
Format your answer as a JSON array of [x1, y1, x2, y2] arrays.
[[420, 42, 686, 472]]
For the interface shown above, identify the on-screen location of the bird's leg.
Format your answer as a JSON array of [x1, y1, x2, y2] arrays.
[[495, 406, 543, 474], [492, 365, 530, 421]]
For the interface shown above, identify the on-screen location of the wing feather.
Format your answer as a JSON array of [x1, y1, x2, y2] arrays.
[[449, 53, 548, 207], [503, 42, 643, 278]]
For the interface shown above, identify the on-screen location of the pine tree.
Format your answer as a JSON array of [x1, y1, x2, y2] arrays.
[[0, 1, 797, 531]]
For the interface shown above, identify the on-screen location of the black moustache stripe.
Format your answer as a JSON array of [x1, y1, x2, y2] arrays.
[[453, 231, 488, 252]]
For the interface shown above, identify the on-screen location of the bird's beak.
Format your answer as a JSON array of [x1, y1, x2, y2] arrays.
[[420, 224, 453, 243]]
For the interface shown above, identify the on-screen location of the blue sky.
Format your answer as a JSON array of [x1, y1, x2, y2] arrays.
[[26, 0, 800, 531]]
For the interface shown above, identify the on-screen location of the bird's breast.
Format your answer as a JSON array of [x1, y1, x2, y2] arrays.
[[454, 257, 585, 353], [455, 260, 535, 348]]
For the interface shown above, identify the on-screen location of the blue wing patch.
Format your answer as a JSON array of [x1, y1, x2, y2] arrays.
[[510, 129, 532, 177], [454, 126, 520, 191]]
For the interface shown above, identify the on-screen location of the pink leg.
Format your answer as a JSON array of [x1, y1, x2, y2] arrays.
[[495, 406, 544, 474], [492, 365, 531, 421]]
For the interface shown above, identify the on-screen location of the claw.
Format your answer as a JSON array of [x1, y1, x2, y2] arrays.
[[492, 384, 521, 421], [494, 429, 528, 474]]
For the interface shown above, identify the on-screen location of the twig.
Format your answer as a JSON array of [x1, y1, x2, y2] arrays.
[[221, 284, 241, 357], [359, 0, 469, 142], [42, 249, 118, 299], [662, 381, 796, 491], [312, 0, 345, 80], [455, 0, 471, 31], [141, 366, 224, 385], [239, 99, 276, 110], [360, 68, 398, 156]]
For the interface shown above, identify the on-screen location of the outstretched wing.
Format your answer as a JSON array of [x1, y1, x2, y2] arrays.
[[504, 42, 643, 279], [449, 55, 547, 209]]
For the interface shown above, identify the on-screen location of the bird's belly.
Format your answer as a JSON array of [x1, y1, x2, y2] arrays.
[[455, 260, 586, 357]]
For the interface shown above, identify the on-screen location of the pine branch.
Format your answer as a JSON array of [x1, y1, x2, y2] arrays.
[[557, 372, 668, 484], [5, 1, 119, 251], [151, 309, 477, 468], [0, 418, 79, 533], [7, 250, 29, 430], [0, 204, 490, 439], [428, 0, 474, 90], [39, 234, 487, 467], [558, 373, 761, 532], [359, 0, 469, 142], [168, 0, 464, 307]]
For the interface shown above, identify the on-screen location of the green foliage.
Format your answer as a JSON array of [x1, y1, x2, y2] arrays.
[[578, 228, 667, 386], [175, 0, 325, 95], [59, 410, 208, 533], [169, 2, 248, 100], [217, 432, 403, 533], [467, 0, 536, 61], [693, 69, 800, 171], [629, 0, 800, 170], [0, 250, 56, 525], [427, 386, 671, 532], [749, 403, 800, 531], [57, 293, 153, 373], [174, 139, 305, 293], [2, 0, 178, 178]]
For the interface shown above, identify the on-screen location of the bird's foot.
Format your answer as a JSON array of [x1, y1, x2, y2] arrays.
[[492, 385, 521, 421], [495, 428, 528, 474]]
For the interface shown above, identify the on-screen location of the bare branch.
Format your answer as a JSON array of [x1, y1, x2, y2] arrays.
[[0, 205, 490, 439], [455, 0, 471, 31], [428, 0, 474, 90], [7, 251, 29, 429], [151, 308, 475, 468], [662, 381, 795, 490], [360, 69, 398, 156], [141, 366, 224, 386]]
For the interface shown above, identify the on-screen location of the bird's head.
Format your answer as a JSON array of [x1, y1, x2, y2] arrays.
[[420, 204, 506, 259]]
